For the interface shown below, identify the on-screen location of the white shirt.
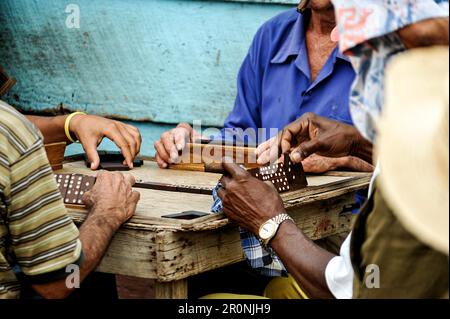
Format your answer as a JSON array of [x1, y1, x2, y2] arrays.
[[324, 163, 380, 298]]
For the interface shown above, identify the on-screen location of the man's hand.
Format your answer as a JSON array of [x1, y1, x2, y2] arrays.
[[154, 123, 202, 168], [31, 171, 140, 299], [70, 114, 142, 170], [302, 154, 374, 173], [217, 161, 285, 235], [82, 171, 140, 229], [26, 114, 142, 170], [216, 161, 336, 299], [301, 154, 342, 173], [256, 113, 372, 164]]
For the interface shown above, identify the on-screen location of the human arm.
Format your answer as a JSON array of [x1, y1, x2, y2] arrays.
[[217, 162, 336, 298], [301, 154, 374, 173], [30, 172, 140, 299], [26, 114, 142, 170], [4, 115, 140, 299]]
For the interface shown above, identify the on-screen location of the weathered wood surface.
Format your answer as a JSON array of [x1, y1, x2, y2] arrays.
[[154, 279, 188, 299], [60, 160, 370, 230], [58, 160, 370, 282]]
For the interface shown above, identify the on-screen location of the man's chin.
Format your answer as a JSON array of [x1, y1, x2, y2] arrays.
[[309, 0, 334, 11]]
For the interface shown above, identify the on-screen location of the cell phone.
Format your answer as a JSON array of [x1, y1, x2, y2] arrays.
[[84, 151, 143, 171], [161, 211, 210, 220]]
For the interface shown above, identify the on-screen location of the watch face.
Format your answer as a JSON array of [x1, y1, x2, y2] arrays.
[[259, 220, 277, 240]]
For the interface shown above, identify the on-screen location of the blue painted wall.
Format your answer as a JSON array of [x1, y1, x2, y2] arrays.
[[0, 0, 294, 155]]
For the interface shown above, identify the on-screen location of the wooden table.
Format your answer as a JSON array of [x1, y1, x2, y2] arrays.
[[59, 160, 371, 299]]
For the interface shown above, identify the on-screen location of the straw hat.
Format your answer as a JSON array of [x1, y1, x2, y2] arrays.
[[377, 46, 449, 255]]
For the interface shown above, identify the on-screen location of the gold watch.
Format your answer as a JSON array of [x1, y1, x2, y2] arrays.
[[258, 213, 294, 246]]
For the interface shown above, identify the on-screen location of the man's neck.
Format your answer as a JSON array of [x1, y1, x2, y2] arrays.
[[307, 8, 336, 35]]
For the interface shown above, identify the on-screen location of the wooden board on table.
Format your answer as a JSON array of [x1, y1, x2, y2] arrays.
[[62, 160, 221, 189], [169, 142, 259, 171], [59, 160, 372, 231]]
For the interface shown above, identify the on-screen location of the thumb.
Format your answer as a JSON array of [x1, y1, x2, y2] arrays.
[[290, 139, 320, 163], [173, 129, 189, 151], [83, 140, 101, 170]]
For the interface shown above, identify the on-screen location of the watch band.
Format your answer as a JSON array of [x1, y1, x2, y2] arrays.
[[259, 213, 294, 246], [271, 213, 294, 225]]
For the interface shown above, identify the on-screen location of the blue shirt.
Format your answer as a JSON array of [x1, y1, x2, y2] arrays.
[[221, 8, 355, 144]]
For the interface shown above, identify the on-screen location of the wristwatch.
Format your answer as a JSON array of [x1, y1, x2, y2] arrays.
[[258, 213, 294, 246]]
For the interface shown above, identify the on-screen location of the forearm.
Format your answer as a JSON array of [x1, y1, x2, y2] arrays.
[[270, 221, 336, 299], [77, 212, 120, 276], [27, 115, 70, 144], [31, 211, 120, 298], [336, 156, 374, 172]]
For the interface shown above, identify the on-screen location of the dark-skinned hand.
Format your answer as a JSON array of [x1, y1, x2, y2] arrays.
[[217, 161, 285, 235], [256, 112, 372, 164]]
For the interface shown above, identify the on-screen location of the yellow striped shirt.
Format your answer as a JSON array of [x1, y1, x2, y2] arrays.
[[0, 100, 81, 299]]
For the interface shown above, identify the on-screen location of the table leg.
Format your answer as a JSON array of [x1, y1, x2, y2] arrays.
[[154, 279, 188, 299]]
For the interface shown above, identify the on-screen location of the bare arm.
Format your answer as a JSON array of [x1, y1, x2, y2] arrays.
[[217, 162, 336, 299], [26, 114, 142, 170], [27, 115, 69, 144], [301, 154, 374, 174], [31, 172, 140, 299], [31, 213, 122, 298], [271, 221, 336, 298]]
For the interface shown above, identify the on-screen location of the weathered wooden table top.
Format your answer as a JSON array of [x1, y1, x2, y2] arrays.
[[56, 160, 372, 288], [59, 160, 372, 231]]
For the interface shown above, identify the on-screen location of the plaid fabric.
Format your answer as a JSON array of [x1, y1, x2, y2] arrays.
[[212, 185, 287, 277]]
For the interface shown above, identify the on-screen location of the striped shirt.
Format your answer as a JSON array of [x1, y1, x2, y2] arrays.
[[0, 100, 82, 299]]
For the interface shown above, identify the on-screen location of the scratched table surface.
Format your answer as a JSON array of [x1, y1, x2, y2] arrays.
[[60, 160, 358, 224], [57, 160, 372, 298]]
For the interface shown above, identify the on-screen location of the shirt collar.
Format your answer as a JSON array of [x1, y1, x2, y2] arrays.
[[270, 11, 351, 64], [336, 49, 351, 63], [270, 11, 306, 64]]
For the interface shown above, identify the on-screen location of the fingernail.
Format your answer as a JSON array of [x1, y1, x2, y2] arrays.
[[162, 163, 168, 168]]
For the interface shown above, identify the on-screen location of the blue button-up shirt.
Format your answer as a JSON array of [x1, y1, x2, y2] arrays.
[[221, 8, 355, 144]]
